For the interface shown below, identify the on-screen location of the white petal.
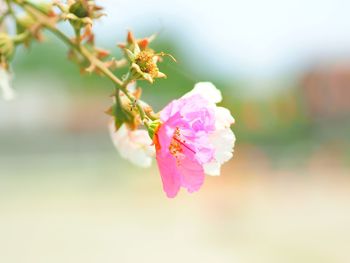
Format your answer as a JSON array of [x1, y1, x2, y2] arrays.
[[0, 68, 15, 101], [109, 123, 155, 168], [181, 82, 235, 176], [203, 161, 221, 176], [183, 82, 222, 104], [215, 106, 235, 129], [204, 128, 236, 176]]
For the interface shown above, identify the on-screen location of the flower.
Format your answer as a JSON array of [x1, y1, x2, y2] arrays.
[[125, 44, 166, 83], [154, 82, 235, 197], [0, 66, 15, 101], [132, 49, 165, 83], [109, 122, 155, 168], [120, 31, 167, 83]]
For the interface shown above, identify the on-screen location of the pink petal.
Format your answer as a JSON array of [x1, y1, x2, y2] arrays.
[[177, 148, 204, 193], [155, 122, 181, 198], [155, 121, 205, 198], [156, 152, 181, 198]]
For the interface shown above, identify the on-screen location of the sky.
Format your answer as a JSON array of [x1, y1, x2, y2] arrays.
[[96, 0, 350, 79]]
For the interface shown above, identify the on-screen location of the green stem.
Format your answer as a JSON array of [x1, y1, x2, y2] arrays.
[[73, 27, 81, 46], [119, 79, 149, 125]]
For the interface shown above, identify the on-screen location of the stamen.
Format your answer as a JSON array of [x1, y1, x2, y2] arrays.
[[168, 127, 195, 158], [173, 137, 195, 154]]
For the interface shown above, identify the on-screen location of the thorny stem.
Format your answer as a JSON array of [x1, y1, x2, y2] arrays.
[[9, 0, 151, 126], [118, 78, 150, 127]]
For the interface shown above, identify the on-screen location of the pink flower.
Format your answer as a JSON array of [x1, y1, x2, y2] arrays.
[[154, 82, 235, 198]]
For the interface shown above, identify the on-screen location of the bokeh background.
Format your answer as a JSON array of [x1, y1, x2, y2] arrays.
[[1, 0, 350, 262]]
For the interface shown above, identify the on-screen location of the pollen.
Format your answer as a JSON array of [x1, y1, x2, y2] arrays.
[[135, 50, 159, 77], [169, 128, 183, 157]]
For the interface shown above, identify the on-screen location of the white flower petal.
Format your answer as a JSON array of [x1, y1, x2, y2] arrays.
[[0, 68, 15, 101], [203, 161, 221, 176], [183, 82, 222, 104], [204, 127, 236, 176], [109, 123, 155, 168], [215, 106, 235, 129], [182, 82, 236, 176]]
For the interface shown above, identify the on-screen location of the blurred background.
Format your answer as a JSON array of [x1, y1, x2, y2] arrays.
[[1, 0, 350, 262]]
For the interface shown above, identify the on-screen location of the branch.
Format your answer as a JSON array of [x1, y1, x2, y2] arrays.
[[17, 0, 150, 124]]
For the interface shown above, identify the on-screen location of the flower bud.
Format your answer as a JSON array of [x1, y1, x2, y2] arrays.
[[69, 0, 89, 18], [67, 1, 103, 30], [68, 0, 103, 20]]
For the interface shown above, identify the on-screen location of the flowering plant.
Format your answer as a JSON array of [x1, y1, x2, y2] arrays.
[[0, 0, 235, 198]]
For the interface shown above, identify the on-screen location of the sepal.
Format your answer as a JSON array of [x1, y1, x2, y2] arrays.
[[147, 119, 161, 140]]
